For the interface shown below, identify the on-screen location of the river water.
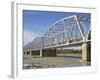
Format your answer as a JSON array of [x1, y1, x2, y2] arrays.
[[23, 53, 90, 69]]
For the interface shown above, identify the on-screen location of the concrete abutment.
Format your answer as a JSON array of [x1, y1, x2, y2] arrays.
[[82, 43, 91, 61]]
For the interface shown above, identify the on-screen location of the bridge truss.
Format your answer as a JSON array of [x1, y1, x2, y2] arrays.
[[24, 15, 91, 51]]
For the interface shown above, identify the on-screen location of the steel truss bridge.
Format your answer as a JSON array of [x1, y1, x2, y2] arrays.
[[24, 15, 91, 61]]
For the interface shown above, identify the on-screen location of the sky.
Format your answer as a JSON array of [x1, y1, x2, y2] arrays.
[[23, 10, 90, 46]]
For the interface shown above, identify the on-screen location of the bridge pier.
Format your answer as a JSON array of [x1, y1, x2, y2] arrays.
[[26, 51, 31, 56], [25, 51, 27, 55], [82, 43, 91, 61], [40, 49, 42, 57], [30, 51, 32, 56], [27, 51, 29, 55]]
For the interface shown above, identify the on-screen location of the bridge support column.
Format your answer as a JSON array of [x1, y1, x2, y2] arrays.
[[25, 51, 27, 55], [40, 49, 42, 57], [82, 43, 91, 61], [26, 51, 28, 55], [30, 51, 32, 56]]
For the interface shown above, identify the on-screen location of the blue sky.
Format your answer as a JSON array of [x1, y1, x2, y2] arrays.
[[23, 10, 90, 46]]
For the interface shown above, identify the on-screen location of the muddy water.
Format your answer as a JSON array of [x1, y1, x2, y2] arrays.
[[23, 54, 90, 69]]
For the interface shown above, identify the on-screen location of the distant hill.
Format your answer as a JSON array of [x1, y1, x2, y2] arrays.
[[23, 37, 42, 50]]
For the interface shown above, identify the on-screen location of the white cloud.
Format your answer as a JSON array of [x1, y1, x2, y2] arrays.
[[24, 30, 37, 46]]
